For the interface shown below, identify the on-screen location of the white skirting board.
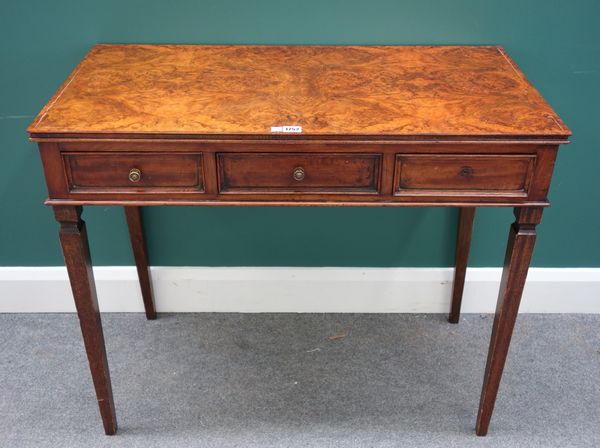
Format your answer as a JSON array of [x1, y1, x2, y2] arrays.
[[0, 267, 599, 313]]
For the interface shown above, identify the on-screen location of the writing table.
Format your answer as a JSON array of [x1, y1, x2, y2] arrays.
[[28, 44, 570, 436]]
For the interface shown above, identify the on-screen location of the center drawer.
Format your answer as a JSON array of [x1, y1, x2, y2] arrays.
[[217, 153, 381, 194]]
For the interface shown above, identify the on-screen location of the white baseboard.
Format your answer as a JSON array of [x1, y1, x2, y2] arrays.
[[0, 267, 599, 313]]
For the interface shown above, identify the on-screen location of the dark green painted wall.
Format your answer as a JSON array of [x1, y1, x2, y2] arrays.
[[1, 0, 598, 267]]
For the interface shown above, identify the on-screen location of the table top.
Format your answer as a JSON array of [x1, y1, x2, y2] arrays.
[[28, 44, 570, 141]]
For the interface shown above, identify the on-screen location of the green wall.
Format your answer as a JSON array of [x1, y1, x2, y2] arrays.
[[1, 0, 598, 267]]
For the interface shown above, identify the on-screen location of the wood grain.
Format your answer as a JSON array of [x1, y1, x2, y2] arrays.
[[53, 206, 117, 435], [394, 154, 535, 194], [124, 206, 156, 320], [63, 152, 203, 191], [217, 152, 380, 193], [449, 207, 476, 323], [476, 207, 542, 436], [38, 141, 559, 206], [28, 45, 570, 140]]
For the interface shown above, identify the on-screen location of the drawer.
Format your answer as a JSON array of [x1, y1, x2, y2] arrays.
[[394, 154, 535, 196], [63, 152, 204, 192], [217, 153, 381, 194]]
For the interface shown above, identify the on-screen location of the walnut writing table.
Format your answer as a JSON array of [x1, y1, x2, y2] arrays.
[[28, 45, 570, 436]]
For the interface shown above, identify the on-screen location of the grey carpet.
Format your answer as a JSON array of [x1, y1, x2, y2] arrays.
[[0, 313, 599, 448]]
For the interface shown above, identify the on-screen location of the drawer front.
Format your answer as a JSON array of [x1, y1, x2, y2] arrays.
[[64, 152, 204, 192], [394, 154, 535, 196], [218, 153, 381, 194]]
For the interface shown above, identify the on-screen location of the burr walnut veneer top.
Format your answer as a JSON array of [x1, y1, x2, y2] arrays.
[[28, 44, 569, 141]]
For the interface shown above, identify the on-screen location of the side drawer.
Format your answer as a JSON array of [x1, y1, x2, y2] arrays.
[[63, 152, 204, 192], [217, 153, 381, 194], [394, 154, 535, 197]]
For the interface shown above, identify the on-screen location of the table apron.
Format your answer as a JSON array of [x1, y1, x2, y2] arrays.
[[38, 141, 559, 207]]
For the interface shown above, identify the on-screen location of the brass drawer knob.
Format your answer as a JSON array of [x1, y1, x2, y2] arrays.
[[458, 166, 473, 178], [292, 166, 305, 181], [128, 168, 142, 182]]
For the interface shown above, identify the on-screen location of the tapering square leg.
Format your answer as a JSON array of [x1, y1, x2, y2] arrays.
[[125, 206, 157, 320], [449, 207, 476, 323], [475, 207, 542, 436], [54, 206, 117, 435]]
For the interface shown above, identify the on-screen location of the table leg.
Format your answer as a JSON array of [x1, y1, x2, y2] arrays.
[[124, 206, 157, 320], [449, 207, 476, 323], [54, 205, 118, 435], [475, 207, 542, 436]]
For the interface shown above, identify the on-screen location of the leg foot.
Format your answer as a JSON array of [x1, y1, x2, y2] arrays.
[[475, 207, 542, 435], [449, 207, 476, 323], [125, 206, 157, 320], [54, 206, 118, 435]]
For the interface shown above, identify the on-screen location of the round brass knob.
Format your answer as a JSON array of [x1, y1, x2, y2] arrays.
[[292, 166, 305, 181], [128, 168, 142, 182]]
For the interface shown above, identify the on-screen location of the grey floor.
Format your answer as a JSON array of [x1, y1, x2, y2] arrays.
[[0, 313, 599, 448]]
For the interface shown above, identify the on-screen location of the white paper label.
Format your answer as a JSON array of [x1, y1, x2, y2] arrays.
[[271, 125, 302, 133]]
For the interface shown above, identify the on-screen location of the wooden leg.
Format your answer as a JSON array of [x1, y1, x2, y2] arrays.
[[449, 207, 476, 323], [54, 206, 117, 435], [475, 207, 542, 436], [125, 206, 157, 320]]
